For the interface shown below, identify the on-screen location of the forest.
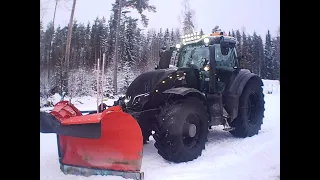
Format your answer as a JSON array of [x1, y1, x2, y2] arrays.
[[40, 0, 280, 98]]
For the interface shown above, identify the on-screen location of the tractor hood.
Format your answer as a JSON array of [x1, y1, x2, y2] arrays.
[[124, 67, 199, 110], [126, 69, 176, 99]]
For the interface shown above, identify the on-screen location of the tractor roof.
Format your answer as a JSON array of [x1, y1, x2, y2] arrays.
[[181, 31, 237, 46]]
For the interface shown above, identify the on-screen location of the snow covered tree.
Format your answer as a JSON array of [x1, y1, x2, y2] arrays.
[[41, 22, 55, 92], [119, 60, 135, 93], [246, 35, 254, 71], [241, 32, 249, 69], [163, 28, 170, 48], [124, 17, 139, 66], [134, 28, 144, 69], [150, 29, 160, 67], [67, 68, 95, 97], [170, 29, 175, 46], [158, 28, 164, 49], [82, 22, 92, 67], [252, 32, 264, 76], [40, 21, 45, 68], [200, 29, 204, 36], [231, 30, 235, 37], [137, 30, 151, 72], [264, 30, 276, 79], [124, 0, 156, 27], [273, 28, 280, 80], [181, 0, 195, 35], [109, 0, 156, 94], [89, 17, 109, 68], [235, 30, 242, 57], [174, 28, 181, 44]]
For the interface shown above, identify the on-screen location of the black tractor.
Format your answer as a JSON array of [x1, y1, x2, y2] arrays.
[[116, 31, 265, 163]]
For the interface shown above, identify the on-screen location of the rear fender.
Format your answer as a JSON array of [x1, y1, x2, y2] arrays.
[[225, 69, 263, 120]]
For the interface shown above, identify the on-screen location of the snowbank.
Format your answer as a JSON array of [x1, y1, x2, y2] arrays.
[[262, 79, 280, 95]]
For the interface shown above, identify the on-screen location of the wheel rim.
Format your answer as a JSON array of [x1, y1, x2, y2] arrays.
[[182, 113, 201, 148], [246, 92, 259, 126]]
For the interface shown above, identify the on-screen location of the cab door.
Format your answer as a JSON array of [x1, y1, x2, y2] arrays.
[[214, 43, 239, 93]]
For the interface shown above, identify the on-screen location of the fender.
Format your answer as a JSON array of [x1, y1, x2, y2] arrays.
[[228, 69, 263, 96], [224, 69, 264, 120], [163, 87, 206, 101]]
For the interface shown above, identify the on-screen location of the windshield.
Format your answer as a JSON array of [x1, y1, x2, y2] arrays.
[[177, 44, 209, 69]]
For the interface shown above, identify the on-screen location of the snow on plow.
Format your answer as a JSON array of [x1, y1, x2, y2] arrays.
[[40, 101, 144, 180]]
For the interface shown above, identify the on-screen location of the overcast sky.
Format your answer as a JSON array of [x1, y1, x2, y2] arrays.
[[41, 0, 280, 36]]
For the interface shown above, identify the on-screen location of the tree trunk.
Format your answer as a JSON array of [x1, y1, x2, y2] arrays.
[[47, 0, 59, 88], [65, 0, 77, 91], [113, 0, 122, 94]]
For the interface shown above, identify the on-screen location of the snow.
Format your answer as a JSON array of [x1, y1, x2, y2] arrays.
[[40, 95, 120, 112], [40, 80, 280, 180]]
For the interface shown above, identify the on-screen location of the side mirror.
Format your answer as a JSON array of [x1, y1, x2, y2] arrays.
[[158, 50, 173, 69]]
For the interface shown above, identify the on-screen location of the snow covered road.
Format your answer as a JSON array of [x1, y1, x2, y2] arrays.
[[40, 92, 280, 180]]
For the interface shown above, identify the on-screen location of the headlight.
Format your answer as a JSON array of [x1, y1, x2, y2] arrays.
[[124, 98, 130, 103], [204, 38, 210, 44], [176, 44, 181, 49], [204, 65, 210, 71]]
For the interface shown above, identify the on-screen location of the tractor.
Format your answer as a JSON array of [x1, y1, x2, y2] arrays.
[[40, 31, 265, 180], [116, 31, 265, 162]]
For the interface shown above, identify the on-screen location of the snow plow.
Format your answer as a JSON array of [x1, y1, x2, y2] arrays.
[[40, 31, 265, 180], [40, 102, 144, 179]]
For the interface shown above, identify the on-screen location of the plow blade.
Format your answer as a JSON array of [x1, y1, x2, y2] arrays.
[[40, 101, 144, 180]]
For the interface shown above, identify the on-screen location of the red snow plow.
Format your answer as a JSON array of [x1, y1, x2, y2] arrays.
[[40, 101, 144, 180]]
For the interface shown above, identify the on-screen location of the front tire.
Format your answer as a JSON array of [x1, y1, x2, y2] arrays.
[[153, 97, 209, 163], [230, 78, 265, 137]]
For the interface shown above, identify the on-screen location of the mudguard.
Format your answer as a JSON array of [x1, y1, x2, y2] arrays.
[[225, 69, 264, 120], [228, 69, 263, 97]]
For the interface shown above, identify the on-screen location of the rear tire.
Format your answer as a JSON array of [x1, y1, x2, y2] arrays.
[[230, 78, 265, 137], [153, 97, 209, 163]]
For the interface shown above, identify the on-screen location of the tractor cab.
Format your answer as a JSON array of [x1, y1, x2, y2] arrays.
[[158, 31, 240, 94]]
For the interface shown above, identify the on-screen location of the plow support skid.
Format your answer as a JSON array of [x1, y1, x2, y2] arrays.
[[40, 101, 144, 180]]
